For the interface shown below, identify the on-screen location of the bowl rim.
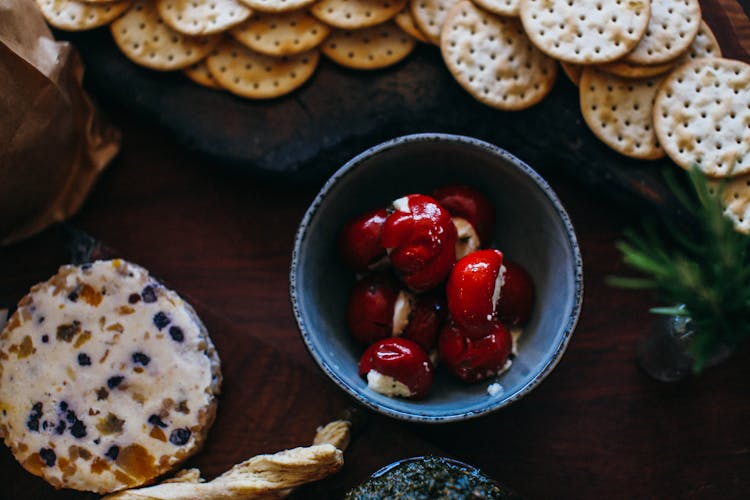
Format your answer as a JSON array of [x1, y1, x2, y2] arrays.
[[290, 133, 584, 423]]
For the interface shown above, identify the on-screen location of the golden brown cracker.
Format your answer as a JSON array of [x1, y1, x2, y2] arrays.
[[206, 39, 319, 98], [232, 10, 330, 56], [311, 0, 406, 30], [321, 21, 416, 70], [111, 1, 219, 70]]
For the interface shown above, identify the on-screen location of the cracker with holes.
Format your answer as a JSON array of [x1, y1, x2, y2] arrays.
[[35, 0, 130, 31], [623, 0, 701, 65], [411, 0, 459, 45], [518, 0, 651, 64], [311, 0, 406, 30], [441, 1, 556, 111], [111, 1, 219, 70], [599, 59, 673, 79], [653, 57, 750, 178], [719, 174, 750, 234], [679, 20, 721, 63], [395, 7, 428, 43], [183, 59, 223, 88], [580, 67, 664, 159], [239, 0, 315, 13], [472, 0, 520, 17], [156, 0, 252, 36], [206, 40, 319, 98], [322, 22, 416, 70], [600, 20, 720, 80], [232, 11, 331, 57]]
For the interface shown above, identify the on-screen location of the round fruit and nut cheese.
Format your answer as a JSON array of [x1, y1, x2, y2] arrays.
[[0, 260, 221, 493]]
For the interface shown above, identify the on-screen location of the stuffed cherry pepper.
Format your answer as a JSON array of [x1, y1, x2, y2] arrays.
[[381, 194, 457, 292], [359, 338, 433, 399]]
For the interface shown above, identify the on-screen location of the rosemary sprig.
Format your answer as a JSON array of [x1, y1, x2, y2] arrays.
[[608, 167, 750, 372]]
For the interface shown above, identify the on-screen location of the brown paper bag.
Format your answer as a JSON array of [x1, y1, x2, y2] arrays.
[[0, 0, 121, 245]]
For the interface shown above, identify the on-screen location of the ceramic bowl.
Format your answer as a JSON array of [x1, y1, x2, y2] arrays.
[[290, 134, 583, 423]]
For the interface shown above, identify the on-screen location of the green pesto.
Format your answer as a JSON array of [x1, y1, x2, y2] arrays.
[[345, 456, 512, 499]]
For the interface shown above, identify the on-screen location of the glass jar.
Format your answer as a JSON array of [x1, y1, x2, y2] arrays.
[[637, 306, 734, 382]]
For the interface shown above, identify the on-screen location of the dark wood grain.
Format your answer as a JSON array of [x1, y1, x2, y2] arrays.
[[2, 109, 749, 498], [1, 1, 749, 498]]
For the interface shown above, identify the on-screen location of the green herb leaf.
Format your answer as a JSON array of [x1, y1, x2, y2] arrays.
[[611, 166, 750, 372]]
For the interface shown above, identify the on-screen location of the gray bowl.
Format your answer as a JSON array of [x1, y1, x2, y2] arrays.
[[290, 134, 583, 423]]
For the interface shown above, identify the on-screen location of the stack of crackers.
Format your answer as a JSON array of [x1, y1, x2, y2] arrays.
[[36, 0, 425, 98], [37, 0, 750, 232]]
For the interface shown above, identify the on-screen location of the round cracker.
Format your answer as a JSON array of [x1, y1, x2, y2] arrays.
[[321, 22, 416, 70], [111, 1, 219, 71], [471, 0, 519, 17], [311, 0, 406, 30], [35, 0, 130, 31], [653, 57, 750, 178], [599, 59, 674, 79], [238, 0, 315, 13], [411, 0, 459, 44], [716, 174, 750, 234], [156, 0, 252, 36], [232, 10, 330, 56], [681, 20, 721, 62], [580, 67, 664, 160], [599, 20, 720, 80], [394, 7, 428, 43], [184, 59, 223, 88], [206, 40, 319, 98], [623, 0, 701, 65], [518, 0, 651, 64], [561, 61, 582, 87], [441, 1, 557, 111]]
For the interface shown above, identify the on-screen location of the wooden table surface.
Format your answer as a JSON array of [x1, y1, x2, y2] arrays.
[[2, 1, 750, 498]]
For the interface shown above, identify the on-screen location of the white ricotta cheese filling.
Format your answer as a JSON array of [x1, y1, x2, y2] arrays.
[[486, 383, 504, 396], [392, 196, 410, 213], [489, 264, 507, 319], [391, 291, 414, 336], [366, 370, 413, 398], [452, 217, 481, 260]]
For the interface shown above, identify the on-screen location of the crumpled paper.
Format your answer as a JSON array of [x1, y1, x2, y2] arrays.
[[0, 0, 120, 245]]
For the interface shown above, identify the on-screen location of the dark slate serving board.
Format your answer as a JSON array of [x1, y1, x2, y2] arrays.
[[56, 2, 750, 216]]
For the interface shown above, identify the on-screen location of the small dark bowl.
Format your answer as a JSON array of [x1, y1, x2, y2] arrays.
[[358, 456, 523, 499], [290, 134, 583, 423]]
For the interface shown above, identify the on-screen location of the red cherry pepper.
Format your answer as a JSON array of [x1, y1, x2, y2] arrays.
[[446, 249, 504, 338], [401, 293, 447, 352], [432, 185, 495, 243], [339, 208, 388, 271], [497, 260, 535, 326], [347, 274, 399, 345], [381, 194, 457, 292], [438, 322, 512, 383], [359, 338, 433, 399]]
